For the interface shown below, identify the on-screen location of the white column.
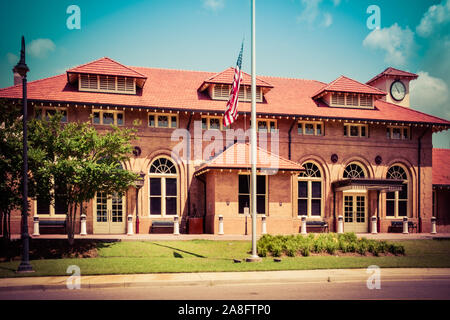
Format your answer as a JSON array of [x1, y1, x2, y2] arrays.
[[32, 215, 40, 236], [218, 215, 224, 235], [301, 215, 307, 235], [371, 215, 377, 234], [337, 215, 344, 234], [261, 215, 267, 235], [431, 217, 437, 234], [402, 217, 409, 234], [173, 216, 180, 235], [80, 214, 87, 236]]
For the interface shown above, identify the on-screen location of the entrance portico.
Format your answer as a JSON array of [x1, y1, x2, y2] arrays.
[[333, 179, 404, 233]]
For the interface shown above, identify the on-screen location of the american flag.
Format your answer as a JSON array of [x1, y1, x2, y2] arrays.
[[223, 42, 244, 127]]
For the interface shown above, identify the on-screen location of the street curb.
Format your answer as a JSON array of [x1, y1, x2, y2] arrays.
[[1, 268, 450, 292]]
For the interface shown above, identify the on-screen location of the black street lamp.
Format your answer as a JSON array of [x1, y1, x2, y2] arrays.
[[14, 36, 33, 273], [135, 171, 145, 234]]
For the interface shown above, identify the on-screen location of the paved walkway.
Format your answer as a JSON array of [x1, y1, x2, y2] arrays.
[[1, 268, 450, 292], [10, 233, 450, 241]]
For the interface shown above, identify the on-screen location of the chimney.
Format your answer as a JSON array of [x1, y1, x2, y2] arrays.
[[13, 72, 22, 86]]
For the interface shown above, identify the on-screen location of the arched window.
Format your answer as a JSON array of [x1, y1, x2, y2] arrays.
[[150, 158, 177, 174], [343, 162, 366, 178], [149, 157, 178, 216], [386, 165, 409, 217], [298, 162, 323, 217]]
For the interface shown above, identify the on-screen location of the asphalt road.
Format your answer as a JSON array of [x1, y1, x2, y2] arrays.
[[1, 279, 450, 300]]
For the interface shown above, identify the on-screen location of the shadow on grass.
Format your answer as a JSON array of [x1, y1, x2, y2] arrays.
[[0, 265, 16, 272], [0, 238, 120, 261], [152, 243, 206, 258]]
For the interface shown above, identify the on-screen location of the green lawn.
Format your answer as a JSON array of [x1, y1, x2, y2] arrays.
[[1, 239, 449, 278]]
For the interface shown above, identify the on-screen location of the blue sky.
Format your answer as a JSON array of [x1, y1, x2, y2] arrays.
[[0, 0, 449, 147]]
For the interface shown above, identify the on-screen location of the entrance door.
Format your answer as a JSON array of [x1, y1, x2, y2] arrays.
[[343, 194, 367, 233], [94, 192, 126, 234]]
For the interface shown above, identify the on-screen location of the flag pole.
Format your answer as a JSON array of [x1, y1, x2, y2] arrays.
[[247, 0, 261, 262]]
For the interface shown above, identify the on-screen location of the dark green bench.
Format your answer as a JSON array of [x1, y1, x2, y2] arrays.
[[389, 221, 417, 233], [39, 219, 66, 234], [306, 221, 329, 233], [150, 220, 174, 234]]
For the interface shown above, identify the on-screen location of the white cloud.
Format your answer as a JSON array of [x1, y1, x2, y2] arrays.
[[362, 23, 415, 66], [6, 53, 18, 65], [322, 12, 333, 28], [332, 0, 341, 6], [416, 0, 450, 37], [297, 0, 333, 28], [203, 0, 224, 11], [410, 71, 450, 119], [27, 38, 56, 59]]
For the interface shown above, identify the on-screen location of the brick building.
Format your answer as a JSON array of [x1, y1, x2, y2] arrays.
[[1, 57, 449, 235]]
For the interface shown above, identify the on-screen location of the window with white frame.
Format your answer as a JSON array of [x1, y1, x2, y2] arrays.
[[79, 74, 136, 94], [386, 165, 409, 218], [256, 119, 277, 133], [148, 113, 178, 128], [92, 109, 124, 126], [238, 174, 266, 214], [201, 116, 227, 130], [149, 157, 178, 216], [298, 121, 323, 136], [298, 162, 323, 217], [344, 123, 368, 138], [35, 107, 68, 123], [386, 126, 410, 140]]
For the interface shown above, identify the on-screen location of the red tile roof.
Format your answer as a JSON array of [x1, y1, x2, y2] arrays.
[[367, 67, 418, 85], [312, 75, 386, 99], [0, 58, 449, 126], [433, 149, 450, 186], [67, 57, 147, 79], [202, 67, 273, 87], [194, 142, 303, 174]]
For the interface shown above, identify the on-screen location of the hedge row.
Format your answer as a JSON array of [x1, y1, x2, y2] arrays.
[[257, 233, 405, 257]]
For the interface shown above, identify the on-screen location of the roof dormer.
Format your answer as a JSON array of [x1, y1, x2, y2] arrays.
[[198, 67, 273, 103], [66, 57, 147, 95], [312, 75, 386, 109], [366, 67, 418, 108]]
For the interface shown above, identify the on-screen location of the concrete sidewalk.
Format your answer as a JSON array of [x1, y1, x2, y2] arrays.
[[1, 268, 450, 292], [10, 233, 450, 241]]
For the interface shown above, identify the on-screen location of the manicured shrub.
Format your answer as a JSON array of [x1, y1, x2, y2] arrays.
[[256, 232, 405, 257], [356, 240, 369, 255], [367, 240, 380, 256]]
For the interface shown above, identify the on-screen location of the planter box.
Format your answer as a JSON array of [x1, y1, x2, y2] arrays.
[[188, 217, 204, 234]]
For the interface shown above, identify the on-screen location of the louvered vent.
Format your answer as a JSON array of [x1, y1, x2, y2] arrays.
[[78, 74, 136, 94], [360, 95, 372, 107], [347, 94, 359, 106], [80, 74, 89, 89], [331, 93, 345, 105], [125, 78, 134, 92], [212, 84, 263, 102], [213, 84, 230, 99], [117, 77, 126, 91]]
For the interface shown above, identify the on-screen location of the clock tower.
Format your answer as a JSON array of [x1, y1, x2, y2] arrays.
[[366, 67, 418, 108]]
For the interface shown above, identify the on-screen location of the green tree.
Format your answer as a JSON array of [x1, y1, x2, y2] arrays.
[[0, 100, 50, 245], [30, 113, 139, 245]]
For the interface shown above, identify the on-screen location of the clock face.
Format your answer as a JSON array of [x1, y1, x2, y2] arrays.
[[390, 80, 406, 101]]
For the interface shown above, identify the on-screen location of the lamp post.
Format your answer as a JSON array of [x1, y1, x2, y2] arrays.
[[135, 171, 145, 234], [15, 36, 33, 273]]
